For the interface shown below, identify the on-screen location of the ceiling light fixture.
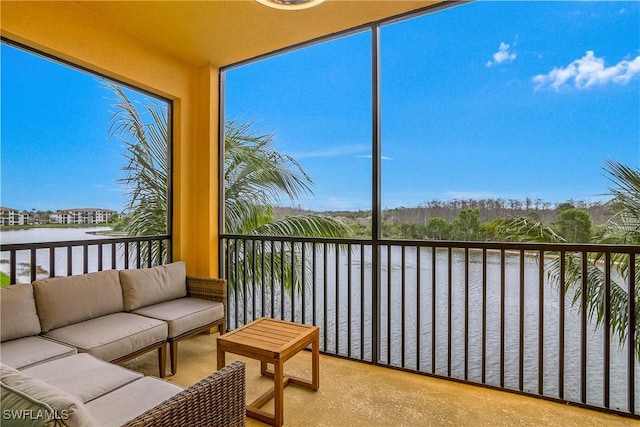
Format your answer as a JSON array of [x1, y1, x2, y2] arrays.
[[256, 0, 325, 11]]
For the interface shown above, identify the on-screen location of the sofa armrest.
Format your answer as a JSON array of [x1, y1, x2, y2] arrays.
[[186, 276, 227, 305], [121, 360, 246, 427]]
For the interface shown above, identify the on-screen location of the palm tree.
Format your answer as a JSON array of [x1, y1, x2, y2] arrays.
[[108, 86, 352, 289], [489, 159, 640, 358], [108, 84, 169, 264], [223, 120, 353, 295]]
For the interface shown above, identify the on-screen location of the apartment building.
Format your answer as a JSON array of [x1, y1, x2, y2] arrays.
[[50, 208, 116, 225], [0, 207, 29, 226]]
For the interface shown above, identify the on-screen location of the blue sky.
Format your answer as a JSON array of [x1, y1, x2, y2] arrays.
[[2, 1, 639, 213]]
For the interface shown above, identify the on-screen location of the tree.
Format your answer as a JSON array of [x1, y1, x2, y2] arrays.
[[425, 217, 451, 240], [451, 208, 485, 241], [109, 88, 352, 281], [554, 207, 592, 243], [109, 84, 169, 264], [489, 160, 640, 358], [223, 120, 353, 294]]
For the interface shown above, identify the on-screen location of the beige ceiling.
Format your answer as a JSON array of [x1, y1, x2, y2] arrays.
[[72, 0, 449, 68]]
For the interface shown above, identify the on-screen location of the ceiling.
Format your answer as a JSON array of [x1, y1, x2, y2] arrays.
[[72, 0, 450, 69]]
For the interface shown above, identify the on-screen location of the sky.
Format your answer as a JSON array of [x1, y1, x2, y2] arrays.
[[2, 1, 639, 213]]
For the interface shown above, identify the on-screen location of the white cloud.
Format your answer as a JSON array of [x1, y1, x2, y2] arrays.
[[356, 154, 393, 160], [533, 51, 640, 91], [486, 42, 517, 67], [294, 143, 368, 159]]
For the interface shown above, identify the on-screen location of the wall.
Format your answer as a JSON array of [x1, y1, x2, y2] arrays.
[[1, 1, 221, 276]]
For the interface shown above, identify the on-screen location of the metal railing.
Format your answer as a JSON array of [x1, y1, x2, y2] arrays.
[[1, 234, 172, 283], [221, 234, 639, 417]]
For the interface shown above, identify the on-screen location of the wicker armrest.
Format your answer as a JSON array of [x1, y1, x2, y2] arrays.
[[122, 361, 246, 427], [186, 276, 227, 305]]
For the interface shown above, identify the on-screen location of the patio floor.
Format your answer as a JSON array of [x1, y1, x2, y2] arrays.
[[123, 331, 638, 427]]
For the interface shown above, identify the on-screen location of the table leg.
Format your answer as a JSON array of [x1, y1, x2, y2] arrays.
[[274, 359, 284, 427], [216, 345, 225, 370], [312, 331, 319, 390]]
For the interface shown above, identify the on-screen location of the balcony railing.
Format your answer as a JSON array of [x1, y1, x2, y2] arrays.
[[221, 234, 639, 418], [1, 234, 171, 283]]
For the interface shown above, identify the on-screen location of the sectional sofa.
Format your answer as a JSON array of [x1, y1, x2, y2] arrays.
[[0, 262, 245, 426]]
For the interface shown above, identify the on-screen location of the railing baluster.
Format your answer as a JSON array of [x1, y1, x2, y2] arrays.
[[628, 253, 636, 414], [417, 246, 421, 372], [465, 247, 469, 380], [50, 247, 56, 278], [401, 245, 406, 368], [559, 250, 566, 400], [604, 252, 611, 408], [67, 246, 73, 276], [519, 250, 525, 392], [335, 243, 340, 353], [500, 249, 505, 388], [581, 251, 588, 404], [347, 243, 352, 358], [83, 244, 89, 274], [482, 248, 487, 383], [387, 245, 391, 364], [447, 246, 452, 377], [539, 249, 545, 396], [360, 243, 365, 361], [432, 245, 437, 374], [30, 248, 37, 282]]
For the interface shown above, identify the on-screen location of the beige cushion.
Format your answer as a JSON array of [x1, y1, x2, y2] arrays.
[[86, 377, 182, 427], [43, 313, 167, 362], [33, 270, 124, 332], [0, 284, 41, 341], [119, 261, 187, 311], [133, 297, 224, 338], [0, 363, 98, 427], [0, 336, 77, 370], [23, 354, 142, 404]]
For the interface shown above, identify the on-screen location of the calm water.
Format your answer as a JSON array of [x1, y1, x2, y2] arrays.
[[231, 244, 639, 413], [0, 227, 114, 282], [3, 229, 638, 412]]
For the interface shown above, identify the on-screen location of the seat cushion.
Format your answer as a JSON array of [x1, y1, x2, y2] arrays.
[[0, 336, 77, 370], [1, 363, 98, 427], [133, 297, 224, 338], [85, 376, 183, 427], [33, 270, 124, 332], [42, 313, 167, 362], [119, 261, 187, 311], [23, 353, 142, 403], [1, 284, 41, 342]]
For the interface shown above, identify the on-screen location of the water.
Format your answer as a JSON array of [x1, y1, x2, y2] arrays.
[[0, 227, 115, 282], [230, 243, 639, 413], [3, 230, 638, 412]]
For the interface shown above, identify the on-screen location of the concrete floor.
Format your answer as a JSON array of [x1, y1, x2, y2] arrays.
[[123, 332, 639, 427]]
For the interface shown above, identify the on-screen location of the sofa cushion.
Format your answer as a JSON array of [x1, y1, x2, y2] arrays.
[[0, 336, 77, 370], [119, 261, 187, 311], [0, 363, 98, 427], [0, 284, 41, 342], [85, 376, 183, 427], [42, 312, 167, 362], [133, 297, 224, 338], [23, 353, 142, 404], [33, 270, 124, 332]]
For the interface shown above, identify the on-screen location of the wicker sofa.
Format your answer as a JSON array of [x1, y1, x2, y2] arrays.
[[1, 355, 246, 426], [0, 261, 226, 377], [0, 263, 244, 426]]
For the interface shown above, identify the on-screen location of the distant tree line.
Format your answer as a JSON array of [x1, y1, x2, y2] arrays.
[[274, 198, 617, 243]]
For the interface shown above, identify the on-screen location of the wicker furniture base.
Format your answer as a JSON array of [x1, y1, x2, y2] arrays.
[[217, 317, 319, 427]]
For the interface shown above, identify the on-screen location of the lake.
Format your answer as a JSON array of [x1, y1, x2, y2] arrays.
[[3, 228, 638, 412]]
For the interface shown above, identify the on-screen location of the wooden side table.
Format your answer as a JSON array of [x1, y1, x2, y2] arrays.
[[217, 317, 320, 427]]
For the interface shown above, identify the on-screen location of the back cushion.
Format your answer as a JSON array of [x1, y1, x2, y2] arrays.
[[0, 284, 41, 342], [33, 270, 123, 332], [1, 363, 98, 427], [119, 261, 187, 311]]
